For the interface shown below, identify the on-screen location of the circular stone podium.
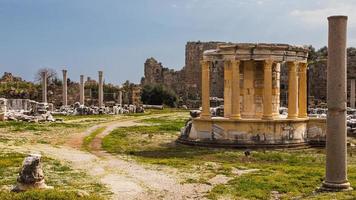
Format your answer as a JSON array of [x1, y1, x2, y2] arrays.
[[178, 43, 326, 148]]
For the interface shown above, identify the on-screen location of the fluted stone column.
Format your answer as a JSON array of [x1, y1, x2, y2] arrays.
[[351, 79, 355, 108], [98, 71, 104, 107], [263, 60, 273, 120], [62, 70, 68, 106], [80, 75, 85, 105], [41, 71, 47, 103], [201, 60, 211, 119], [231, 60, 241, 120], [287, 61, 299, 119], [321, 15, 352, 191], [224, 60, 232, 118], [298, 63, 308, 118]]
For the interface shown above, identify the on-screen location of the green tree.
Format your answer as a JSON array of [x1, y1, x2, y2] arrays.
[[141, 84, 177, 107]]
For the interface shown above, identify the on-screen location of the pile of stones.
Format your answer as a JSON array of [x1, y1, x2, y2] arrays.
[[0, 98, 56, 122], [53, 102, 144, 116]]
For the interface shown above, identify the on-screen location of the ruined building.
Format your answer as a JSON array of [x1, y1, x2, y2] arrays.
[[142, 41, 225, 107], [142, 42, 356, 108]]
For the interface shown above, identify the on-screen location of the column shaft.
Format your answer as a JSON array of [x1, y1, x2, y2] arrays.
[[42, 72, 47, 103], [201, 60, 211, 119], [273, 63, 281, 118], [351, 79, 355, 108], [80, 75, 85, 105], [231, 60, 241, 119], [118, 91, 123, 105], [263, 60, 273, 119], [322, 15, 351, 191], [98, 71, 104, 107], [62, 70, 68, 106], [287, 61, 299, 119], [242, 61, 255, 118], [224, 60, 232, 118], [298, 63, 308, 118]]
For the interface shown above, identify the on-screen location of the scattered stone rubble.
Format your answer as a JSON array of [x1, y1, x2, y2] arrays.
[[53, 102, 144, 116], [0, 98, 56, 122], [0, 97, 145, 121], [12, 154, 53, 192]]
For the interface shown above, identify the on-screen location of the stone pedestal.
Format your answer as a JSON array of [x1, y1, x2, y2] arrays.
[[62, 70, 68, 106], [321, 15, 352, 192], [12, 154, 53, 192], [41, 72, 47, 103]]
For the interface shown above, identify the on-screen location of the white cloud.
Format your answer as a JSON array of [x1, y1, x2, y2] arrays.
[[290, 0, 356, 28]]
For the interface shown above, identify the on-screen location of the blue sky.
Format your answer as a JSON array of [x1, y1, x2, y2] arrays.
[[1, 0, 356, 84]]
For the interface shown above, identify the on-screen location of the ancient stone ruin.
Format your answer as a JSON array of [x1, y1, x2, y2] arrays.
[[12, 154, 53, 192], [178, 43, 326, 148], [320, 15, 352, 192], [0, 98, 56, 122], [142, 41, 356, 109]]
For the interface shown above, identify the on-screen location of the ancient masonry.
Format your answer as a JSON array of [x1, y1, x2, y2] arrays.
[[178, 43, 327, 148], [142, 42, 356, 107], [142, 41, 225, 107], [308, 48, 356, 105]]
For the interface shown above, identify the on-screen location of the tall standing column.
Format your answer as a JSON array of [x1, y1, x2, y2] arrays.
[[287, 61, 299, 119], [201, 60, 211, 119], [224, 60, 232, 118], [41, 71, 47, 103], [298, 63, 308, 118], [62, 70, 68, 106], [273, 63, 281, 118], [263, 60, 273, 120], [98, 71, 104, 107], [350, 79, 355, 108], [118, 91, 123, 106], [231, 60, 241, 119], [80, 75, 85, 105], [321, 15, 352, 191]]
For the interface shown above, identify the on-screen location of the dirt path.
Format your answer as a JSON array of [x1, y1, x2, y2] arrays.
[[1, 114, 223, 199], [89, 120, 141, 157]]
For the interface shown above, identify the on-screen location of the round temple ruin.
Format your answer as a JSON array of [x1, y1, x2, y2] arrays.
[[179, 43, 326, 148]]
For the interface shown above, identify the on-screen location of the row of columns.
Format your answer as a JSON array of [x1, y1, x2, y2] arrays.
[[41, 70, 105, 107], [200, 60, 308, 120]]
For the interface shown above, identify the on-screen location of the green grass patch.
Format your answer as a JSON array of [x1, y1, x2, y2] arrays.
[[82, 126, 106, 151], [0, 121, 83, 132], [102, 111, 356, 199], [102, 114, 187, 154], [0, 190, 104, 200], [0, 150, 110, 199]]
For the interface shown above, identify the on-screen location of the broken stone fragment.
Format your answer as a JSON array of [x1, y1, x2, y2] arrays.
[[12, 154, 53, 192]]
